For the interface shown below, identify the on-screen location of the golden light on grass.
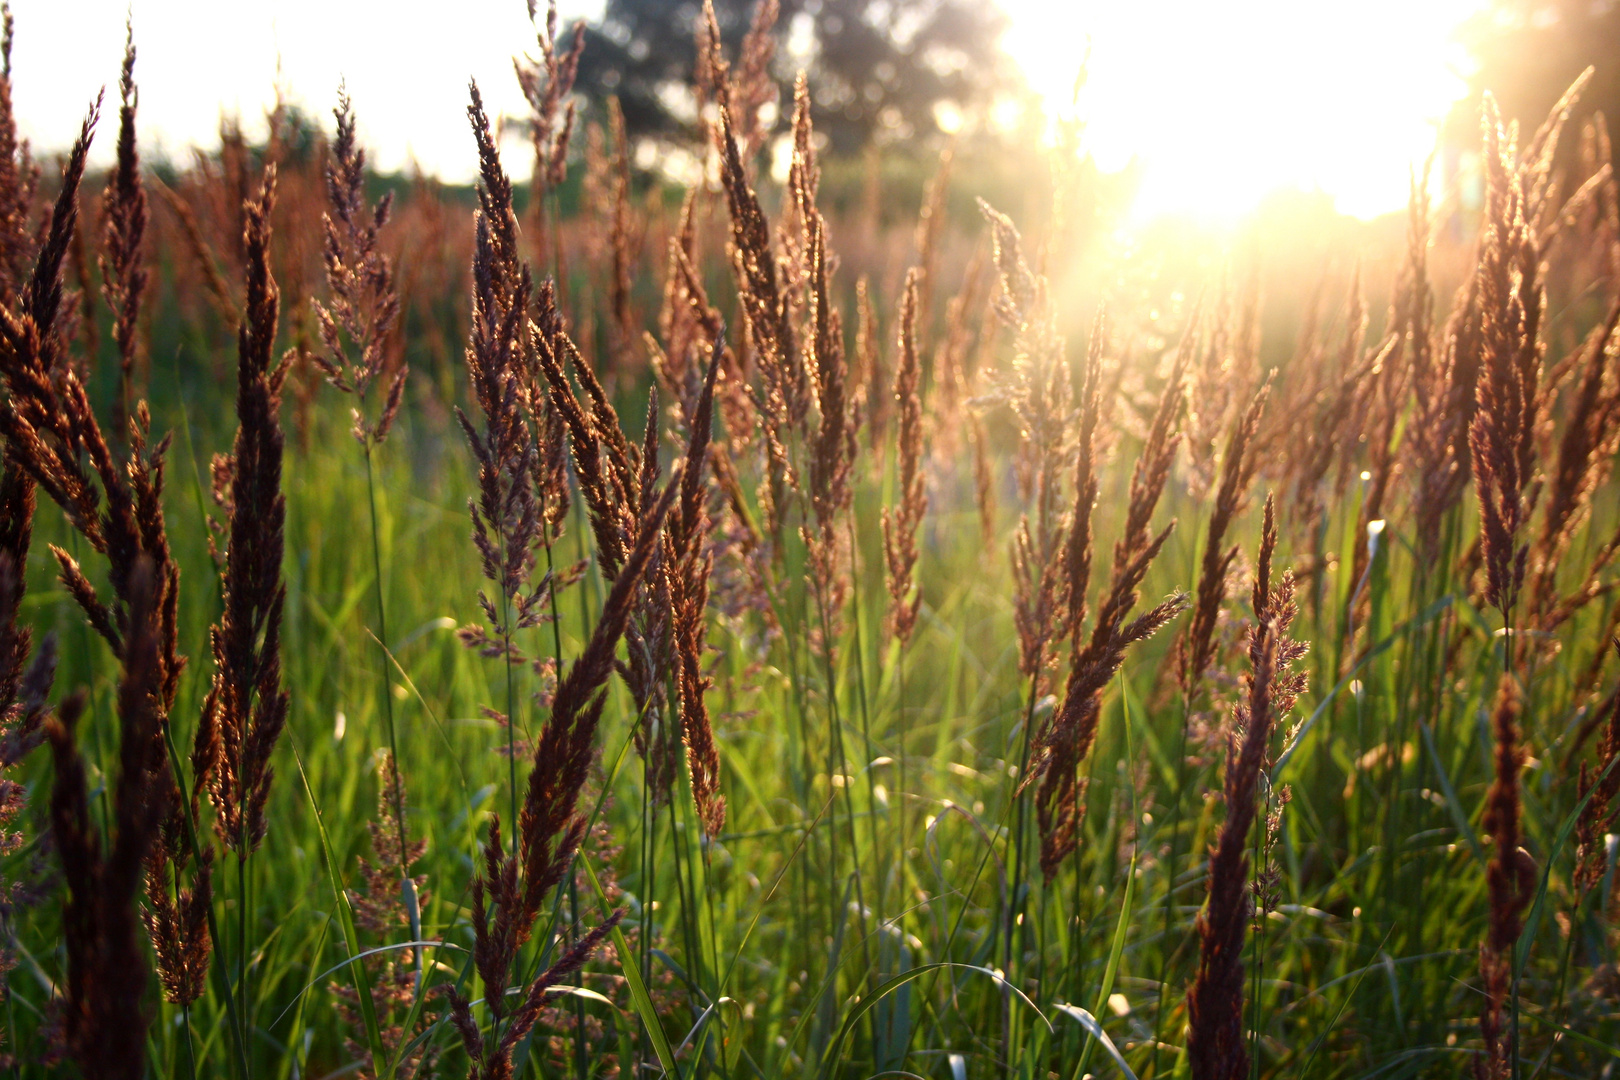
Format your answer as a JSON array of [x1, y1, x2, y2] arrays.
[[1002, 0, 1482, 222], [6, 3, 1620, 1076]]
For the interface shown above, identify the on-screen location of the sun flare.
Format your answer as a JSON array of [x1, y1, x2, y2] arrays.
[[1002, 0, 1483, 222]]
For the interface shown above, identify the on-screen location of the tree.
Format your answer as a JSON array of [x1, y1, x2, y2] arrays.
[[573, 0, 1018, 155]]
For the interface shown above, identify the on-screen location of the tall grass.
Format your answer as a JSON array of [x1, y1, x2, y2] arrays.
[[0, 3, 1618, 1079]]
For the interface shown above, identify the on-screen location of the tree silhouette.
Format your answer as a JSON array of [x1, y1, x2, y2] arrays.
[[572, 0, 1017, 155]]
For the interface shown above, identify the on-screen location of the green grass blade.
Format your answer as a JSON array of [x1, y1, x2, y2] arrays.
[[1054, 1004, 1139, 1080], [817, 963, 1049, 1077], [1418, 720, 1484, 865], [580, 852, 680, 1079], [1295, 926, 1394, 1078], [1273, 594, 1453, 777], [288, 734, 388, 1076], [1073, 683, 1139, 1080], [1514, 751, 1620, 978], [1517, 1002, 1620, 1059]]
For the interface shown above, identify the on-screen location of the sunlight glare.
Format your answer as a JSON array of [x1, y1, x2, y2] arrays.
[[1001, 0, 1482, 222]]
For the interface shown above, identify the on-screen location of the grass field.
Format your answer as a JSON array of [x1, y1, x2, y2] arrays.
[[1, 4, 1619, 1079]]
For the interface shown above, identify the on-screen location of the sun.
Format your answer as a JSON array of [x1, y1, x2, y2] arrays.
[[1000, 0, 1483, 223]]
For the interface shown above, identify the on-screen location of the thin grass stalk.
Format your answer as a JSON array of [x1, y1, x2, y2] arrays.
[[0, 2, 37, 304], [881, 267, 926, 1008], [48, 559, 171, 1080], [1002, 669, 1040, 1005], [1152, 683, 1199, 1073], [1467, 94, 1554, 1079], [1003, 674, 1043, 1076], [182, 168, 291, 1076], [99, 19, 146, 437], [975, 208, 1082, 1052], [814, 573, 878, 1004], [630, 722, 659, 1077], [1025, 338, 1186, 883], [1186, 496, 1307, 1080], [516, 0, 584, 266], [789, 80, 874, 1002], [0, 86, 221, 1072], [461, 81, 542, 837], [313, 86, 412, 887], [1477, 674, 1534, 1080], [1563, 645, 1620, 1025], [844, 515, 884, 967], [159, 701, 246, 1078], [451, 474, 677, 1078], [363, 447, 411, 852]]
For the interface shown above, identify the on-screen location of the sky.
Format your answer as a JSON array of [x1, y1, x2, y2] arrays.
[[9, 0, 1483, 222], [1000, 0, 1485, 221], [8, 0, 602, 181]]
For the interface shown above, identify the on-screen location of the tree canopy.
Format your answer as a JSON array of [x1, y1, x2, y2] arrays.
[[573, 0, 1018, 155]]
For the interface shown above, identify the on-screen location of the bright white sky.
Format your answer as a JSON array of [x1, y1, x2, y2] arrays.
[[12, 0, 1482, 222], [9, 0, 604, 180]]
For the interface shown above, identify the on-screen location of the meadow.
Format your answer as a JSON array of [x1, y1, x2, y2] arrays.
[[1, 3, 1619, 1079]]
